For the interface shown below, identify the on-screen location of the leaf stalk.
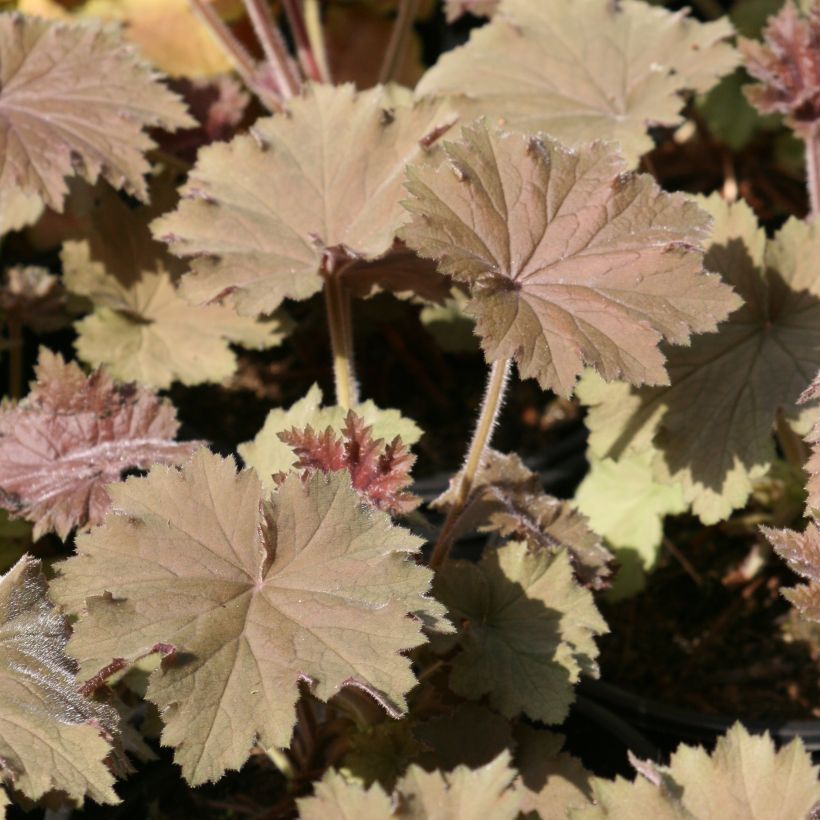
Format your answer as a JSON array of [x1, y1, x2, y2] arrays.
[[805, 125, 820, 220], [324, 275, 359, 409], [429, 357, 511, 570], [378, 0, 420, 85], [242, 0, 302, 100], [304, 0, 331, 83], [282, 0, 325, 83]]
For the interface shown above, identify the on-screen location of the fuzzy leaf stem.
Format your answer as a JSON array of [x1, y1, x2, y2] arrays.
[[430, 357, 511, 569], [324, 271, 359, 409], [379, 0, 420, 85], [806, 125, 820, 219], [282, 0, 325, 83], [305, 0, 331, 82], [242, 0, 301, 99]]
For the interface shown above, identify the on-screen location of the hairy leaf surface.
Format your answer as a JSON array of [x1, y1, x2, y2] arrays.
[[400, 123, 739, 397], [434, 449, 612, 589], [0, 556, 118, 807], [574, 723, 820, 819], [433, 542, 607, 724], [239, 384, 422, 491], [62, 191, 285, 388], [53, 450, 444, 785], [581, 194, 820, 523], [0, 14, 194, 210], [417, 0, 737, 164], [153, 84, 456, 315], [0, 349, 197, 539], [764, 521, 820, 622]]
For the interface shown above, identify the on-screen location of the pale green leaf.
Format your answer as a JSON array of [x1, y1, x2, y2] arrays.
[[433, 542, 607, 724]]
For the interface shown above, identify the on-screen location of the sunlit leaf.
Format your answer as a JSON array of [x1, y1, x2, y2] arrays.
[[0, 14, 194, 210], [297, 769, 394, 819], [0, 349, 198, 539], [0, 555, 118, 808], [0, 187, 44, 236], [53, 450, 445, 785], [400, 122, 740, 397], [153, 84, 456, 316], [581, 194, 820, 524], [239, 384, 422, 491], [417, 0, 737, 164], [62, 190, 286, 389], [433, 542, 607, 724]]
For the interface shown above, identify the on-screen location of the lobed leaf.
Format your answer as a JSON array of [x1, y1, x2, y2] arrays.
[[53, 449, 445, 785], [0, 349, 198, 539], [280, 410, 419, 515], [0, 266, 67, 332], [0, 13, 194, 211], [0, 555, 118, 808], [153, 84, 456, 316], [433, 449, 612, 589], [433, 541, 607, 725], [417, 0, 738, 165], [400, 122, 740, 397], [62, 189, 286, 389], [0, 187, 43, 236], [581, 194, 820, 524], [764, 521, 820, 622], [239, 384, 422, 491]]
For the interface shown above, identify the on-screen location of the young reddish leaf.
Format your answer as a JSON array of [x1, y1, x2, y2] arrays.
[[433, 449, 612, 589], [576, 724, 820, 819], [0, 555, 119, 808], [0, 349, 198, 539], [153, 84, 456, 316], [239, 384, 422, 492], [417, 0, 738, 165], [445, 0, 498, 23], [62, 189, 286, 389], [740, 2, 820, 136], [52, 450, 446, 785], [400, 122, 740, 398], [0, 266, 67, 333], [581, 194, 820, 524], [279, 411, 419, 516], [0, 14, 194, 211], [433, 542, 607, 725], [764, 522, 820, 622]]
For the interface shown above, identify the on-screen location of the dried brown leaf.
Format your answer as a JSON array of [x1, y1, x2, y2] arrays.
[[434, 449, 612, 589], [280, 410, 419, 515], [0, 349, 198, 539], [417, 0, 737, 164], [740, 1, 820, 135], [53, 450, 446, 785], [0, 14, 194, 211], [0, 555, 118, 808], [153, 84, 456, 316], [400, 122, 740, 397]]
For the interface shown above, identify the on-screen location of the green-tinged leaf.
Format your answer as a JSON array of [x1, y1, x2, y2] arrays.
[[400, 122, 740, 397], [298, 769, 394, 820], [153, 84, 456, 316], [420, 290, 478, 353], [433, 449, 612, 590], [433, 542, 607, 724], [0, 555, 119, 807], [0, 14, 194, 211], [575, 452, 686, 598], [341, 720, 422, 789], [239, 384, 422, 491], [514, 726, 593, 819], [416, 0, 738, 165], [396, 752, 521, 819], [696, 70, 773, 150], [52, 450, 445, 785], [0, 187, 43, 236], [62, 190, 286, 389], [573, 724, 820, 819], [0, 512, 30, 572], [415, 704, 513, 772], [581, 194, 820, 524]]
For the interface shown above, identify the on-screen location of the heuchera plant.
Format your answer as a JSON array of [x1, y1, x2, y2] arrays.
[[2, 0, 820, 817]]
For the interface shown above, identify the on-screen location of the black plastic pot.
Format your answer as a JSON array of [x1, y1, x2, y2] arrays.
[[579, 679, 820, 756]]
